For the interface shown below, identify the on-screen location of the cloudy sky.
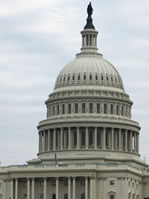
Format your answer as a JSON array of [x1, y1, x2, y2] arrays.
[[0, 0, 149, 166]]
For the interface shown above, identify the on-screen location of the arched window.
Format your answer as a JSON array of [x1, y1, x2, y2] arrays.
[[62, 104, 65, 114], [53, 106, 55, 116], [84, 74, 86, 80], [104, 104, 107, 114], [90, 74, 92, 80], [95, 74, 98, 80], [78, 74, 80, 80], [64, 193, 68, 199], [82, 103, 86, 113], [89, 103, 93, 113], [110, 104, 113, 114], [97, 103, 100, 113], [81, 193, 85, 199], [121, 105, 124, 116], [52, 194, 56, 199], [68, 104, 71, 114], [75, 103, 78, 113], [116, 105, 119, 115], [57, 105, 59, 115], [73, 75, 75, 80]]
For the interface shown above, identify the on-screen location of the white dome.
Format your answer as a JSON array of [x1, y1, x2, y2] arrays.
[[54, 54, 124, 91]]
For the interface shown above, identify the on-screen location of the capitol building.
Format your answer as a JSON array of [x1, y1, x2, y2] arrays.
[[0, 3, 149, 199]]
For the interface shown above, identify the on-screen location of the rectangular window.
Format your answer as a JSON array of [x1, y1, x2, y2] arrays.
[[82, 103, 86, 113], [110, 195, 115, 199], [57, 105, 59, 115], [111, 104, 113, 114], [62, 104, 65, 114]]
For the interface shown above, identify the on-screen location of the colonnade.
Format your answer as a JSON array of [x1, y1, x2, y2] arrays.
[[10, 177, 94, 199], [39, 127, 139, 154]]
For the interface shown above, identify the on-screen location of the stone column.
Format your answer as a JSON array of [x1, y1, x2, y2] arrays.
[[39, 132, 42, 153], [15, 179, 18, 199], [10, 179, 14, 199], [90, 178, 96, 199], [53, 129, 56, 151], [68, 178, 71, 199], [56, 178, 59, 199], [73, 178, 76, 199], [85, 127, 89, 149], [44, 178, 47, 199], [125, 130, 128, 152], [27, 178, 30, 199], [130, 131, 132, 152], [77, 127, 80, 149], [111, 128, 114, 150], [60, 128, 63, 150], [136, 132, 139, 153], [85, 177, 88, 199], [31, 178, 35, 199], [102, 128, 106, 150], [94, 127, 97, 149], [119, 129, 121, 150], [48, 129, 50, 151], [68, 128, 71, 150]]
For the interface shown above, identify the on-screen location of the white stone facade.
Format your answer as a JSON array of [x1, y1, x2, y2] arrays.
[[0, 3, 149, 199]]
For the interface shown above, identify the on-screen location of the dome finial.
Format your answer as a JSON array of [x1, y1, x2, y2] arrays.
[[87, 2, 93, 18], [84, 2, 95, 29]]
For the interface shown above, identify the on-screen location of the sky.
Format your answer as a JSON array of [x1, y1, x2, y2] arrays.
[[0, 0, 149, 166]]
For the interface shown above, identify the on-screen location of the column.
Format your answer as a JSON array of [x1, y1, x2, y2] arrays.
[[102, 128, 106, 150], [15, 179, 18, 199], [39, 132, 42, 153], [85, 177, 88, 199], [68, 128, 71, 150], [27, 178, 30, 199], [60, 128, 63, 150], [90, 178, 93, 199], [73, 178, 76, 199], [94, 127, 97, 149], [129, 131, 132, 152], [68, 178, 71, 199], [10, 179, 14, 199], [48, 129, 50, 151], [125, 130, 128, 152], [53, 129, 56, 151], [85, 127, 88, 149], [77, 127, 80, 149], [136, 132, 139, 153], [31, 178, 35, 199], [119, 129, 121, 150], [56, 178, 59, 199], [44, 178, 47, 199], [111, 128, 114, 150]]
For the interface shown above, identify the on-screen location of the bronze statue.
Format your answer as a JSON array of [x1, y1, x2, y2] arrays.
[[87, 2, 93, 18]]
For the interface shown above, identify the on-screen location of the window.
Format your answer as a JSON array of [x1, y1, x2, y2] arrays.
[[78, 74, 80, 80], [53, 106, 55, 116], [89, 103, 93, 113], [23, 194, 27, 199], [97, 103, 100, 113], [64, 193, 68, 199], [68, 104, 71, 114], [104, 104, 107, 114], [73, 75, 75, 80], [101, 75, 104, 80], [84, 74, 86, 80], [110, 195, 114, 199], [57, 105, 59, 115], [121, 105, 124, 116], [67, 76, 70, 81], [40, 193, 44, 199], [106, 76, 109, 81], [110, 180, 115, 185], [81, 129, 85, 146], [110, 104, 113, 114], [82, 103, 86, 113], [81, 193, 85, 199], [116, 105, 119, 115], [62, 104, 65, 114], [75, 103, 78, 113], [90, 74, 92, 80], [52, 194, 56, 199], [95, 74, 98, 80]]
